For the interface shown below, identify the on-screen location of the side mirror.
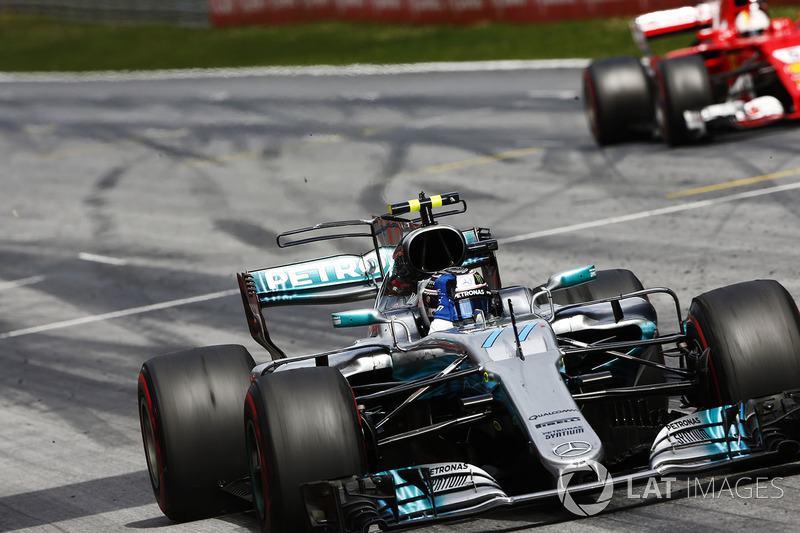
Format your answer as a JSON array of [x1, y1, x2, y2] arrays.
[[332, 309, 387, 328], [533, 265, 596, 322], [544, 265, 596, 291]]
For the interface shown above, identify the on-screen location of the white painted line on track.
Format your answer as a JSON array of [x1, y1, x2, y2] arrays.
[[11, 166, 789, 337], [526, 89, 579, 100], [78, 252, 129, 266], [499, 180, 800, 245], [0, 59, 590, 83], [0, 289, 239, 340], [0, 275, 46, 292]]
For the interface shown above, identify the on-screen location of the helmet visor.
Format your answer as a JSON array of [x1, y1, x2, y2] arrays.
[[455, 295, 492, 322]]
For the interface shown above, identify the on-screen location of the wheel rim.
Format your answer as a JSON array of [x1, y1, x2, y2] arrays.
[[686, 316, 724, 406]]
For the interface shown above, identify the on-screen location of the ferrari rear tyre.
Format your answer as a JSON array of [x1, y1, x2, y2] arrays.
[[657, 55, 713, 146], [245, 367, 367, 533], [552, 268, 643, 305], [583, 56, 655, 145], [686, 280, 800, 406], [138, 344, 256, 521]]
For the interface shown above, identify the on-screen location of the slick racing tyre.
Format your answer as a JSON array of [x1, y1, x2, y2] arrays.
[[657, 54, 714, 146], [583, 56, 654, 145], [552, 268, 643, 305], [138, 345, 256, 521], [686, 280, 800, 406], [245, 366, 367, 533]]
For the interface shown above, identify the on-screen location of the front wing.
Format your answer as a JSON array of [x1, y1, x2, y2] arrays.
[[300, 391, 800, 531]]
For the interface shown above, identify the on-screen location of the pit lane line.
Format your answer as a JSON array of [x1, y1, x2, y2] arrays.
[[3, 179, 800, 340], [0, 59, 591, 84], [0, 275, 46, 291], [499, 179, 800, 245], [41, 129, 189, 161], [666, 167, 800, 199], [398, 146, 542, 176], [0, 289, 238, 340]]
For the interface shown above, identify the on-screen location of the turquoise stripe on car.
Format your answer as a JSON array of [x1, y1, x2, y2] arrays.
[[482, 328, 504, 348], [518, 323, 536, 341]]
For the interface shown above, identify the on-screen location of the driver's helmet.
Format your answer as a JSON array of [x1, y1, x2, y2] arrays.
[[734, 0, 770, 35], [421, 266, 494, 327]]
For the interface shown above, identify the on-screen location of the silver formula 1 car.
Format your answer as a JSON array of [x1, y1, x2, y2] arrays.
[[138, 191, 800, 532]]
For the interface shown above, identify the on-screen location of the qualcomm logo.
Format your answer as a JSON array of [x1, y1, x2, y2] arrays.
[[556, 459, 614, 516]]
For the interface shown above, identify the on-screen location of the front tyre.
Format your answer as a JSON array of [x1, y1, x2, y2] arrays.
[[245, 367, 367, 533], [686, 280, 800, 406], [138, 345, 256, 521], [657, 54, 713, 146]]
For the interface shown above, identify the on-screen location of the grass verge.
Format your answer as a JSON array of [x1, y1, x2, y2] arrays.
[[1, 8, 799, 72]]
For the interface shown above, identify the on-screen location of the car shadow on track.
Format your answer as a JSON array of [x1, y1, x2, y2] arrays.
[[125, 511, 260, 532]]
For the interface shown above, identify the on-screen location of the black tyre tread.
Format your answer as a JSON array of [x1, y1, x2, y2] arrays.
[[658, 54, 713, 146], [583, 55, 654, 145], [246, 367, 366, 532], [139, 344, 255, 522], [687, 280, 800, 405]]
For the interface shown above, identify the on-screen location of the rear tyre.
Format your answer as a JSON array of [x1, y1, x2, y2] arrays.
[[245, 367, 367, 533], [583, 56, 655, 145], [657, 55, 714, 146], [686, 280, 800, 406], [138, 345, 256, 521]]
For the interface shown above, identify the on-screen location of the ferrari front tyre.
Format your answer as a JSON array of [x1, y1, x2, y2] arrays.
[[657, 55, 713, 146], [245, 366, 367, 533], [582, 56, 654, 145], [686, 280, 800, 406], [138, 344, 256, 522]]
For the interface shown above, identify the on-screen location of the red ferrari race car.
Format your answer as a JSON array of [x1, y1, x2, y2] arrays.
[[583, 0, 800, 145]]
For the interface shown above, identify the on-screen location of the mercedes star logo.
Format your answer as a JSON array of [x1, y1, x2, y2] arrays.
[[553, 441, 593, 458]]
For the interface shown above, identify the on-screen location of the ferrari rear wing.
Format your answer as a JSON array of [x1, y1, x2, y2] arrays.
[[632, 3, 715, 54]]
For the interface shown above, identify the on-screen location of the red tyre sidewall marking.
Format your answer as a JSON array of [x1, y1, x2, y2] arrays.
[[583, 70, 600, 141], [245, 391, 272, 530], [138, 372, 167, 512], [657, 68, 671, 142], [687, 315, 723, 405], [350, 387, 368, 469]]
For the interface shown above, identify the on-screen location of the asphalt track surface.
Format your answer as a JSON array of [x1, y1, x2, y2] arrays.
[[2, 62, 800, 533]]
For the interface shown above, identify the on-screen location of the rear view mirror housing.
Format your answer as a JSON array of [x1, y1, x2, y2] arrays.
[[545, 265, 597, 291]]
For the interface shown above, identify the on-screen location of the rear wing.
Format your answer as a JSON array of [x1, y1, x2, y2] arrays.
[[241, 247, 395, 307], [238, 225, 396, 359], [632, 3, 716, 54]]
